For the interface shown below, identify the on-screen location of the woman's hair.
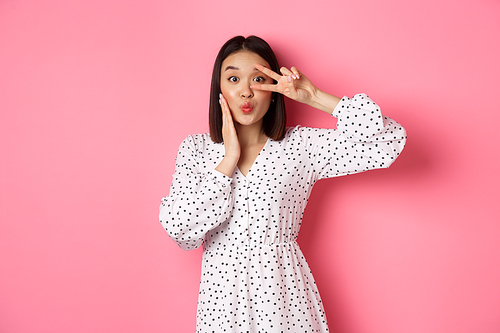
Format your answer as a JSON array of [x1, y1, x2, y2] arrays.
[[209, 35, 287, 142]]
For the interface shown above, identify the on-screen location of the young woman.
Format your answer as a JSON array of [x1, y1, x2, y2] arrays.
[[160, 35, 406, 332]]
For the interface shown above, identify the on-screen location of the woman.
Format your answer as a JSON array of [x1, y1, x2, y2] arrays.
[[160, 35, 406, 332]]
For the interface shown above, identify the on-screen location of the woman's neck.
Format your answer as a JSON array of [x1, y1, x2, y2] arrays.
[[234, 121, 268, 147]]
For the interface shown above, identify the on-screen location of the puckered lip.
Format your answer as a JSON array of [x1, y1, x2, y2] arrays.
[[241, 102, 254, 113]]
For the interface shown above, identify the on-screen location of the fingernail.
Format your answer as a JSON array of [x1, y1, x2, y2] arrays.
[[288, 76, 292, 82]]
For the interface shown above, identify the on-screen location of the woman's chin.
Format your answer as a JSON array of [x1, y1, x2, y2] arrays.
[[233, 116, 263, 128]]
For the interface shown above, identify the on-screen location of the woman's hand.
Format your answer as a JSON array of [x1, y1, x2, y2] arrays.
[[215, 93, 240, 177], [251, 64, 318, 105], [251, 64, 342, 114]]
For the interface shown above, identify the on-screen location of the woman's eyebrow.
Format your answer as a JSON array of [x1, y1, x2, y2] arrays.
[[224, 66, 261, 71], [224, 66, 239, 71]]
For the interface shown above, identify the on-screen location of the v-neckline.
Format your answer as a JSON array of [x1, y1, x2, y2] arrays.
[[236, 138, 270, 179]]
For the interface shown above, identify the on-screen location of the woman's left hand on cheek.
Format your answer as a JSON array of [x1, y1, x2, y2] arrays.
[[251, 64, 317, 105]]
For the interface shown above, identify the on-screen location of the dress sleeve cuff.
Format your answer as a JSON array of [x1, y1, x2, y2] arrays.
[[206, 169, 233, 187], [331, 95, 350, 119]]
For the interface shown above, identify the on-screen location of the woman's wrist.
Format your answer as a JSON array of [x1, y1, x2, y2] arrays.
[[215, 155, 239, 177], [308, 88, 342, 115]]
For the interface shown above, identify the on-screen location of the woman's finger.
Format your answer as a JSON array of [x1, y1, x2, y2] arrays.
[[254, 63, 281, 81], [221, 94, 238, 134], [220, 93, 228, 112], [290, 66, 300, 79], [220, 94, 232, 122], [280, 66, 293, 76], [219, 94, 228, 122], [280, 67, 296, 81], [287, 77, 298, 97], [250, 83, 279, 92]]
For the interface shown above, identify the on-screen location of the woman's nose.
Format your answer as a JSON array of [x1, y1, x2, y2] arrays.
[[240, 83, 253, 99]]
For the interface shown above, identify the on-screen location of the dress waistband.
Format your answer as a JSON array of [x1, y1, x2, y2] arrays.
[[203, 239, 298, 253]]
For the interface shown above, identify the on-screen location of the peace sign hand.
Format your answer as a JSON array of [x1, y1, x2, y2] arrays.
[[251, 64, 318, 105]]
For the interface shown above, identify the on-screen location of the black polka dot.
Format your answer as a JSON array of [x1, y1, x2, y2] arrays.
[[159, 93, 407, 332]]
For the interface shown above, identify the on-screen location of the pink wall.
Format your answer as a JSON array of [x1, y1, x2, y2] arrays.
[[1, 0, 499, 332]]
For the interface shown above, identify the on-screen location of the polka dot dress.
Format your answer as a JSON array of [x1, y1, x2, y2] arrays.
[[160, 94, 406, 332]]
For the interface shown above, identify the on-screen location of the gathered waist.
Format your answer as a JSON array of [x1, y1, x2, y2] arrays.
[[203, 239, 298, 253]]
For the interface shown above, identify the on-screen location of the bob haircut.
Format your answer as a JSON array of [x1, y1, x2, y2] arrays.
[[209, 35, 287, 143]]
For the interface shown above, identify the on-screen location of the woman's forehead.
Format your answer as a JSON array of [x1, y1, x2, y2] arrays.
[[222, 51, 270, 70]]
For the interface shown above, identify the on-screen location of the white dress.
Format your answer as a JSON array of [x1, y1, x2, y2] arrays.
[[160, 94, 406, 332]]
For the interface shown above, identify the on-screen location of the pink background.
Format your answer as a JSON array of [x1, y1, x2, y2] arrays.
[[1, 0, 499, 332]]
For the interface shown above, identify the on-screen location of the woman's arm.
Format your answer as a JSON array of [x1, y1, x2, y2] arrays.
[[299, 93, 407, 181], [251, 64, 406, 180], [307, 89, 341, 115], [159, 136, 234, 250]]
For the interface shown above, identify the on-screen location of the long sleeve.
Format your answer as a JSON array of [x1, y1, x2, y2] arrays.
[[297, 93, 407, 182], [159, 135, 234, 251]]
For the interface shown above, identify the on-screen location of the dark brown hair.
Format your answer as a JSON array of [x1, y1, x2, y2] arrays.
[[209, 35, 286, 142]]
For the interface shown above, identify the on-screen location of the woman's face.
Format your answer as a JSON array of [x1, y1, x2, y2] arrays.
[[220, 51, 273, 128]]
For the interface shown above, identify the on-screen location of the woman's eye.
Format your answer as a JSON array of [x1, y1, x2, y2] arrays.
[[253, 76, 265, 83], [228, 76, 239, 83]]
